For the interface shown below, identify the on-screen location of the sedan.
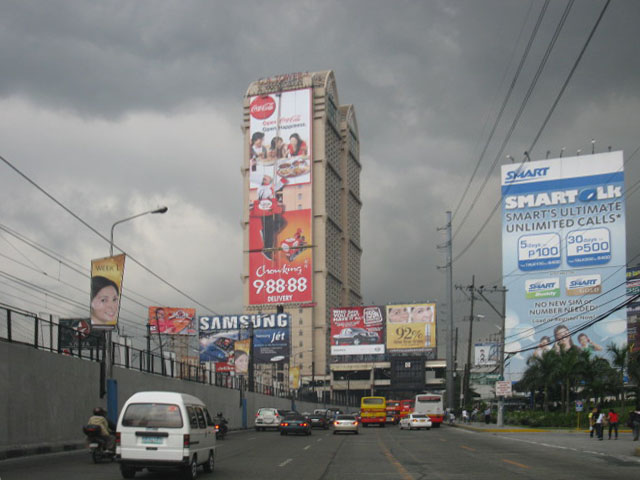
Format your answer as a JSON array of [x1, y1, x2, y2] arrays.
[[333, 414, 360, 434], [399, 413, 432, 430], [279, 414, 312, 436], [309, 414, 330, 429]]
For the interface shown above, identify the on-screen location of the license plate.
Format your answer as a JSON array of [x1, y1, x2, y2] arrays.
[[89, 443, 99, 448], [142, 436, 163, 445]]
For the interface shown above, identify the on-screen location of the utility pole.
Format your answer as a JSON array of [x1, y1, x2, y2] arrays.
[[463, 276, 475, 408], [437, 211, 454, 410], [476, 286, 507, 427]]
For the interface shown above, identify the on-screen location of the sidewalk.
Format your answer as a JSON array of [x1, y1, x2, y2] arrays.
[[448, 420, 640, 458]]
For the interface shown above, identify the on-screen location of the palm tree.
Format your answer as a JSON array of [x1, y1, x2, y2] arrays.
[[556, 346, 584, 413], [524, 349, 559, 412], [607, 342, 628, 411]]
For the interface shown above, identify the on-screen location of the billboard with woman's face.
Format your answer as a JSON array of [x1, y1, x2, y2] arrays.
[[90, 254, 125, 330], [247, 88, 313, 305], [385, 303, 437, 354]]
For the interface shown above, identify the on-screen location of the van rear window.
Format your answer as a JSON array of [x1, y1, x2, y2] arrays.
[[122, 403, 183, 428]]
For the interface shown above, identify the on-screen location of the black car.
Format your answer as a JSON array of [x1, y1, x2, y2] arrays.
[[332, 327, 379, 346], [309, 414, 330, 429], [279, 414, 312, 436]]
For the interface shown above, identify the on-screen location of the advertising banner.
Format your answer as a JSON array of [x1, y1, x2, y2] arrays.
[[90, 254, 125, 330], [330, 306, 385, 356], [149, 307, 197, 335], [58, 318, 102, 349], [385, 303, 437, 353], [248, 88, 313, 305], [501, 152, 627, 382], [628, 266, 640, 353], [198, 313, 290, 365], [474, 343, 498, 366]]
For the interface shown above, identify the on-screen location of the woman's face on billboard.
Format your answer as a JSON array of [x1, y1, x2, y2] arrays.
[[91, 285, 119, 324], [388, 307, 409, 323]]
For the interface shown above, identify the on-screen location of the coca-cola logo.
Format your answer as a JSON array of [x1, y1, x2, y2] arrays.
[[250, 96, 276, 119]]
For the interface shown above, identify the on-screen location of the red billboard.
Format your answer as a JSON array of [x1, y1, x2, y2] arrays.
[[330, 306, 385, 356], [248, 88, 312, 305], [149, 307, 197, 335]]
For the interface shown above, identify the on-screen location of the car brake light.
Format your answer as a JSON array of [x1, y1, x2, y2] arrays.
[[281, 422, 289, 427], [354, 422, 359, 426], [183, 434, 190, 448], [301, 423, 307, 427], [215, 425, 220, 431], [334, 421, 339, 426], [115, 432, 121, 446]]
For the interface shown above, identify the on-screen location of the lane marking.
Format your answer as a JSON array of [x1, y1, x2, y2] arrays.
[[377, 436, 414, 480], [304, 445, 311, 450], [439, 438, 447, 442], [502, 458, 530, 469], [461, 445, 476, 452], [279, 458, 293, 467], [248, 437, 256, 440]]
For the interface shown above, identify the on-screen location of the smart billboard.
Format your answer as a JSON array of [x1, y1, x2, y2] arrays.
[[330, 306, 385, 356], [385, 303, 437, 354], [248, 88, 313, 305], [501, 152, 627, 382], [198, 313, 291, 368]]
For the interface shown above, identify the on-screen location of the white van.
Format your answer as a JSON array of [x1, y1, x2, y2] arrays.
[[116, 391, 216, 479]]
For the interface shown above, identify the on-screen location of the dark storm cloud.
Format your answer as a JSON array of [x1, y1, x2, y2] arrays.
[[1, 0, 639, 354]]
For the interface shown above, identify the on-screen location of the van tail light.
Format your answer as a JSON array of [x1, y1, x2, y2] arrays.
[[334, 421, 339, 426], [354, 422, 359, 426], [183, 434, 190, 448], [115, 432, 121, 446]]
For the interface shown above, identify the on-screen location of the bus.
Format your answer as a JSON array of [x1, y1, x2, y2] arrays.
[[360, 396, 386, 427], [412, 393, 444, 427], [399, 399, 415, 420], [385, 400, 401, 424]]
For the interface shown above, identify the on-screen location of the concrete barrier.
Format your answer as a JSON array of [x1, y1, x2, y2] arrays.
[[0, 340, 340, 459]]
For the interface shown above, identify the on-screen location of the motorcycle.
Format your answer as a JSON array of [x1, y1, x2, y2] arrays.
[[215, 418, 228, 440], [82, 425, 115, 463]]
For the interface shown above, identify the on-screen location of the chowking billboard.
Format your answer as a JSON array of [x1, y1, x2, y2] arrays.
[[501, 152, 627, 382], [385, 303, 437, 354], [330, 306, 385, 356], [248, 88, 313, 305]]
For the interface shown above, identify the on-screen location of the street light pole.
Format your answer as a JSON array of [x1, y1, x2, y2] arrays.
[[105, 206, 168, 424]]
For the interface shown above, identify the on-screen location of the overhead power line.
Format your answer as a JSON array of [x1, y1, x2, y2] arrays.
[[0, 154, 218, 314]]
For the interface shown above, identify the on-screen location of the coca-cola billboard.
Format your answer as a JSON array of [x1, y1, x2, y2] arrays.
[[247, 88, 313, 305], [249, 95, 276, 120]]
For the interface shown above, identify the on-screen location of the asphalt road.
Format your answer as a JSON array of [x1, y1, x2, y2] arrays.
[[1, 424, 639, 479]]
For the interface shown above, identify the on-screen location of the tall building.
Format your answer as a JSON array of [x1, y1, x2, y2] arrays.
[[242, 71, 362, 393]]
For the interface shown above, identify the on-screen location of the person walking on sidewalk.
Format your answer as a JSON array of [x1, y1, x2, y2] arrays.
[[588, 407, 596, 438], [462, 409, 469, 424], [594, 408, 605, 440], [607, 409, 619, 440], [484, 406, 491, 424]]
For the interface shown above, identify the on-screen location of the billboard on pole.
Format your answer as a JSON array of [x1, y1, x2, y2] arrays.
[[149, 307, 197, 335], [248, 88, 313, 305], [90, 254, 125, 330], [501, 152, 627, 382], [474, 343, 498, 366]]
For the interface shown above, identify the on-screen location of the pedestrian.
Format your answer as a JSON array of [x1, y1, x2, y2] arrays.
[[484, 406, 491, 424], [595, 408, 604, 440], [462, 409, 469, 424], [607, 409, 618, 440], [471, 407, 478, 422], [588, 407, 596, 438], [630, 405, 640, 441]]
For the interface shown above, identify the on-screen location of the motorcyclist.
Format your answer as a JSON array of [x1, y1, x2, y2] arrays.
[[215, 412, 228, 435], [87, 407, 115, 451]]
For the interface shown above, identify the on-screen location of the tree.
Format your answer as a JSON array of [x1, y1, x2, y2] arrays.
[[523, 349, 559, 412], [555, 346, 585, 414], [607, 342, 628, 411]]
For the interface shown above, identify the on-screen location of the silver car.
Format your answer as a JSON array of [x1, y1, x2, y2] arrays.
[[333, 414, 360, 434], [399, 413, 432, 430]]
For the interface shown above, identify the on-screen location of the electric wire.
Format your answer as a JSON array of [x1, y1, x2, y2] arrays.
[[452, 0, 549, 221], [452, 0, 612, 264], [0, 153, 218, 314], [453, 0, 575, 241]]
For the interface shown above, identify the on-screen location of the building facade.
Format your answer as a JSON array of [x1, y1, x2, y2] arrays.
[[242, 71, 362, 394]]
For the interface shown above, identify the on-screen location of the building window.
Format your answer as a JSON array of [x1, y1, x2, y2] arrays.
[[298, 193, 303, 200], [299, 341, 303, 347]]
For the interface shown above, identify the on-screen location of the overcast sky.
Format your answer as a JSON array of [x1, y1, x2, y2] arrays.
[[1, 0, 639, 356]]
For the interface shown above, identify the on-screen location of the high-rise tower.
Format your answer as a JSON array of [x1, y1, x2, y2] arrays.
[[242, 71, 361, 393]]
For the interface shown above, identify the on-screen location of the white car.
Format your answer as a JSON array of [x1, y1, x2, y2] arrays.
[[399, 413, 432, 430], [254, 408, 286, 431]]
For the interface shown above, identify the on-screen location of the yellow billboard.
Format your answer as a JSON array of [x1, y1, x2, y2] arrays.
[[386, 303, 436, 352], [90, 254, 125, 330]]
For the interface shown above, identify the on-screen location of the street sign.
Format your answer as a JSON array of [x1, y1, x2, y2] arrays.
[[575, 400, 584, 412], [495, 380, 512, 397]]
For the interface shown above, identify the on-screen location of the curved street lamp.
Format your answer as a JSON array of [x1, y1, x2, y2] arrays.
[[110, 206, 168, 256]]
